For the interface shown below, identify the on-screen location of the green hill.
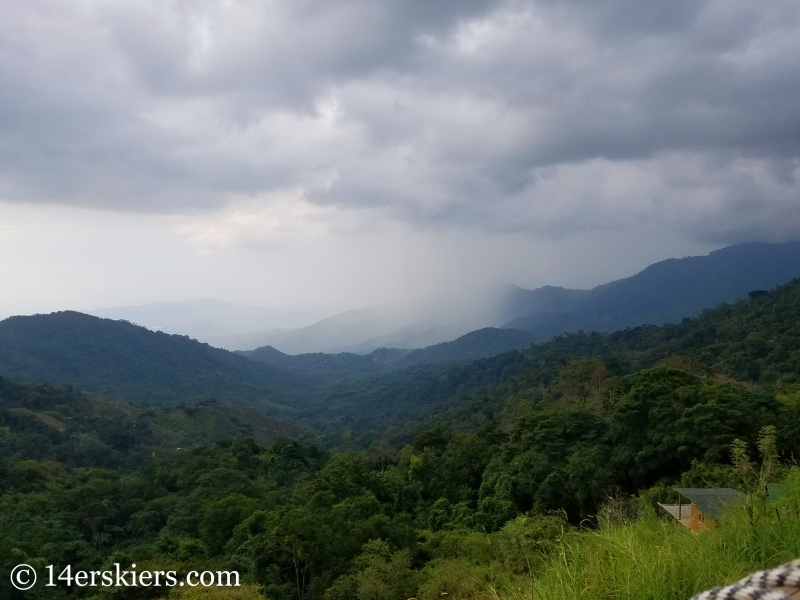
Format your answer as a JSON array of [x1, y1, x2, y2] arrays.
[[239, 346, 408, 378], [0, 310, 307, 409], [397, 327, 536, 366]]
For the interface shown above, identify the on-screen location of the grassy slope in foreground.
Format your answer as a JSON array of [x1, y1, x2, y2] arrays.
[[418, 471, 800, 600]]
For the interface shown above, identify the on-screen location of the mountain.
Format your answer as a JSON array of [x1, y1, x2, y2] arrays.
[[503, 241, 800, 336], [239, 327, 536, 377], [0, 310, 530, 433], [246, 307, 405, 355], [239, 346, 408, 378], [240, 241, 800, 353], [321, 275, 800, 439], [82, 242, 800, 355], [4, 259, 799, 439], [89, 300, 496, 355], [243, 307, 480, 355], [398, 327, 536, 366], [0, 310, 306, 409], [88, 298, 343, 350]]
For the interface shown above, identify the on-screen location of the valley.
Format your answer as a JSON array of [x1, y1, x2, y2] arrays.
[[2, 242, 800, 600]]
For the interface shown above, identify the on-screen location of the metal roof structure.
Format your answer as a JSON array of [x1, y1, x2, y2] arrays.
[[673, 488, 744, 519]]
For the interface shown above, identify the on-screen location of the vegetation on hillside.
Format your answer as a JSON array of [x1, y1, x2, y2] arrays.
[[0, 378, 304, 470], [0, 312, 304, 409], [2, 278, 800, 599], [3, 416, 799, 600], [2, 279, 800, 441], [278, 277, 800, 441]]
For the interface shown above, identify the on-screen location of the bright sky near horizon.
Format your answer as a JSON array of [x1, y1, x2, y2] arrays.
[[1, 0, 798, 316]]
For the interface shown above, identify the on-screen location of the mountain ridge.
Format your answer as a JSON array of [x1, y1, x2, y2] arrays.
[[0, 310, 301, 409], [238, 327, 537, 377], [503, 241, 800, 336]]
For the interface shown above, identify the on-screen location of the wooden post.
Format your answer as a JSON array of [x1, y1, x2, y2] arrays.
[[678, 494, 682, 520]]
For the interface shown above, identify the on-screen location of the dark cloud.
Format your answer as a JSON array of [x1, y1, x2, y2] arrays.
[[0, 0, 798, 243]]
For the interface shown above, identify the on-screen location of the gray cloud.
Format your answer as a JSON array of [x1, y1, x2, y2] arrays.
[[0, 0, 798, 243]]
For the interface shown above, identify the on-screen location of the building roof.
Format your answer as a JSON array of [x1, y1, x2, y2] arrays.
[[657, 503, 691, 528], [674, 488, 744, 518]]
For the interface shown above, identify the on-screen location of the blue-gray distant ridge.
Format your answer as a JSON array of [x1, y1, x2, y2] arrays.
[[503, 241, 800, 338]]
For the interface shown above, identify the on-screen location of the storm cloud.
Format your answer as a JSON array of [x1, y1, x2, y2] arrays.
[[1, 0, 799, 320], [1, 0, 798, 244]]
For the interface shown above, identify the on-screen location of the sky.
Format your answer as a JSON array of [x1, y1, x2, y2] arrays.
[[1, 0, 799, 317]]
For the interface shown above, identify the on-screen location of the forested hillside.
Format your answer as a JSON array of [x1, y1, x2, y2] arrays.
[[2, 370, 799, 599], [0, 311, 308, 409], [280, 277, 800, 439], [0, 377, 304, 470]]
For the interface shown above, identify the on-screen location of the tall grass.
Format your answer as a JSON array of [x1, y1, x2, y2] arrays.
[[518, 471, 800, 600]]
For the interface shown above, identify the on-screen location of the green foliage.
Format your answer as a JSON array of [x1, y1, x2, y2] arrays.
[[527, 472, 800, 600], [0, 311, 306, 408], [2, 277, 800, 599], [0, 377, 304, 471], [556, 358, 609, 408]]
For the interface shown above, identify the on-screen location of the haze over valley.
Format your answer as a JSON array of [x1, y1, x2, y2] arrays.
[[3, 2, 800, 599], [77, 241, 800, 355]]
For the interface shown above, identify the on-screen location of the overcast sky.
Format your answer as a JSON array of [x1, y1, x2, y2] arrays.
[[1, 0, 799, 316]]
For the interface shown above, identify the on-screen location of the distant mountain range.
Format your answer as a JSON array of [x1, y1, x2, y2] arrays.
[[239, 306, 493, 355], [88, 298, 344, 350], [86, 241, 800, 355], [238, 327, 537, 377], [1, 258, 800, 435], [2, 240, 798, 411], [235, 240, 800, 356], [501, 241, 800, 336], [87, 299, 480, 353], [235, 241, 800, 377]]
